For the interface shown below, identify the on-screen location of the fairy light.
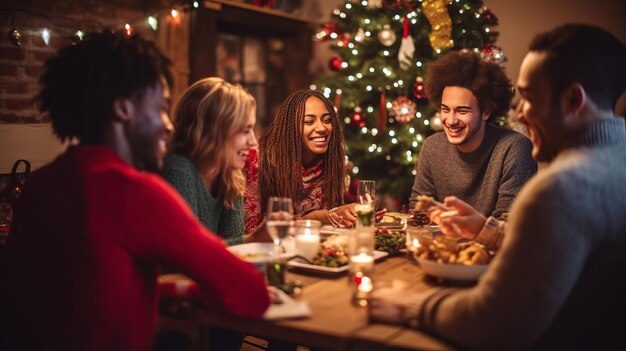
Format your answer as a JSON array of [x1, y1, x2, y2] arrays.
[[346, 3, 352, 9], [364, 18, 370, 24], [41, 28, 50, 45], [75, 30, 84, 41], [193, 1, 199, 8], [361, 0, 368, 5], [394, 15, 400, 20], [366, 106, 374, 113], [412, 169, 417, 175], [124, 23, 133, 37], [344, 117, 351, 124], [485, 27, 490, 32], [348, 75, 355, 81], [336, 88, 342, 94], [330, 32, 338, 39], [388, 130, 395, 136], [171, 9, 182, 25], [391, 138, 398, 144], [356, 73, 363, 79], [377, 147, 382, 153], [148, 16, 158, 31], [417, 134, 423, 141], [369, 67, 375, 73], [361, 127, 368, 134], [416, 61, 422, 67], [341, 62, 348, 69], [386, 101, 392, 108], [412, 141, 418, 147], [352, 49, 359, 55], [409, 127, 415, 134], [366, 85, 372, 91], [386, 155, 391, 160], [383, 50, 389, 56], [348, 43, 355, 49], [411, 18, 417, 24], [424, 119, 430, 125], [352, 166, 360, 174], [365, 31, 371, 37], [371, 128, 378, 136], [339, 12, 347, 18]]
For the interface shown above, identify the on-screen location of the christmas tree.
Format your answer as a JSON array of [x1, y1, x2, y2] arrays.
[[313, 0, 504, 204]]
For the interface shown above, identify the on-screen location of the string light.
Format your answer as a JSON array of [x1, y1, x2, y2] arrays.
[[124, 23, 134, 37], [193, 1, 199, 8], [170, 9, 182, 25], [75, 30, 84, 41], [148, 16, 158, 31], [41, 28, 50, 45]]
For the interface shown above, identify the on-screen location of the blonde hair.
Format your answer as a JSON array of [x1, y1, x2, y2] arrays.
[[170, 77, 256, 208]]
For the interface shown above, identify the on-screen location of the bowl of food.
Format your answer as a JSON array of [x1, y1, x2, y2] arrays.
[[228, 241, 296, 268], [413, 233, 493, 281]]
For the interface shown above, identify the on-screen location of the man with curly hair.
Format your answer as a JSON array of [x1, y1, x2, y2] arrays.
[[409, 51, 537, 218]]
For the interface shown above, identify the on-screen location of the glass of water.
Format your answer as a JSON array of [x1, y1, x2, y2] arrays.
[[266, 197, 294, 259]]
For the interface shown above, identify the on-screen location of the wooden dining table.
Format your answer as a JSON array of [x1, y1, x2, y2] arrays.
[[158, 253, 466, 351]]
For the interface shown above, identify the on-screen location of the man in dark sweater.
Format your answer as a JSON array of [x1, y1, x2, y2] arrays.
[[409, 52, 537, 218]]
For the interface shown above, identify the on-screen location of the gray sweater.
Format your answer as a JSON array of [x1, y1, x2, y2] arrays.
[[410, 118, 626, 350], [161, 154, 244, 246], [410, 124, 537, 218]]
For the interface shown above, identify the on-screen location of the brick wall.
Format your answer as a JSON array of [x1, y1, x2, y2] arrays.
[[0, 0, 156, 124]]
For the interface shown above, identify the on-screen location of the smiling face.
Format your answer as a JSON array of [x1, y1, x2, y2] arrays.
[[516, 51, 566, 163], [126, 80, 172, 172], [227, 108, 257, 169], [301, 96, 333, 164], [439, 86, 489, 153]]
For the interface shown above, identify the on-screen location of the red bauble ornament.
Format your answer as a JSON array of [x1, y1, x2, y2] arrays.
[[480, 44, 506, 65], [329, 56, 344, 71], [350, 108, 366, 128], [413, 77, 426, 99], [391, 96, 416, 124]]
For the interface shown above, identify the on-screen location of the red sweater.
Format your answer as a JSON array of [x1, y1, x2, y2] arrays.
[[0, 145, 269, 350]]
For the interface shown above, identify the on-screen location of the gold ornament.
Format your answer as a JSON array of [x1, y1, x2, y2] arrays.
[[422, 0, 453, 51]]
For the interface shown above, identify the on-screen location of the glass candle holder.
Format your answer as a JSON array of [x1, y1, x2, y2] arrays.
[[294, 219, 321, 262]]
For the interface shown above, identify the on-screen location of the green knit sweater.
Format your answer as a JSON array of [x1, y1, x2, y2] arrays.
[[161, 154, 244, 246]]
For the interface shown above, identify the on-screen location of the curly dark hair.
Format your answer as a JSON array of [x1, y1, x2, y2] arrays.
[[258, 90, 345, 214], [37, 31, 173, 143], [529, 24, 626, 111], [424, 51, 513, 122]]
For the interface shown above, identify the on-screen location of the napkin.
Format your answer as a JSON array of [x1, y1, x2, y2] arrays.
[[263, 287, 311, 320]]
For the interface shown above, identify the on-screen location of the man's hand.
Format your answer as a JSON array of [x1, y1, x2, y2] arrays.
[[368, 282, 416, 324], [430, 196, 486, 239]]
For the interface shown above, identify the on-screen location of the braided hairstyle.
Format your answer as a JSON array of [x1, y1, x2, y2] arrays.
[[258, 90, 345, 214], [38, 31, 173, 143]]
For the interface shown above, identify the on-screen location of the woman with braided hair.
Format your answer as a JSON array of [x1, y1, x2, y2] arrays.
[[244, 90, 357, 234]]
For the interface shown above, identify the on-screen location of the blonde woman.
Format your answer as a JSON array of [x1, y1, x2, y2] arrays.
[[162, 77, 264, 245]]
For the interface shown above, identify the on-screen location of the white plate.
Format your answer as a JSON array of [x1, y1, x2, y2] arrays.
[[228, 241, 295, 265], [320, 225, 350, 237], [417, 257, 488, 281], [287, 250, 389, 274]]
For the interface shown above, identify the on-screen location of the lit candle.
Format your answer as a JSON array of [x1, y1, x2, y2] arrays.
[[358, 276, 373, 293], [296, 232, 320, 261], [350, 253, 374, 274]]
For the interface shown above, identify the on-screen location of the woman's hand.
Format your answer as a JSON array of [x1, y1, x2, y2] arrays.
[[328, 203, 357, 228], [430, 196, 486, 239]]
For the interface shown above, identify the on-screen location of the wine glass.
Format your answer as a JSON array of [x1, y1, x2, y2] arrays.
[[266, 197, 294, 259]]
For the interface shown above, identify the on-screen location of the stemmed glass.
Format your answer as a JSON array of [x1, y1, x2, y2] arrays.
[[266, 197, 294, 259]]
